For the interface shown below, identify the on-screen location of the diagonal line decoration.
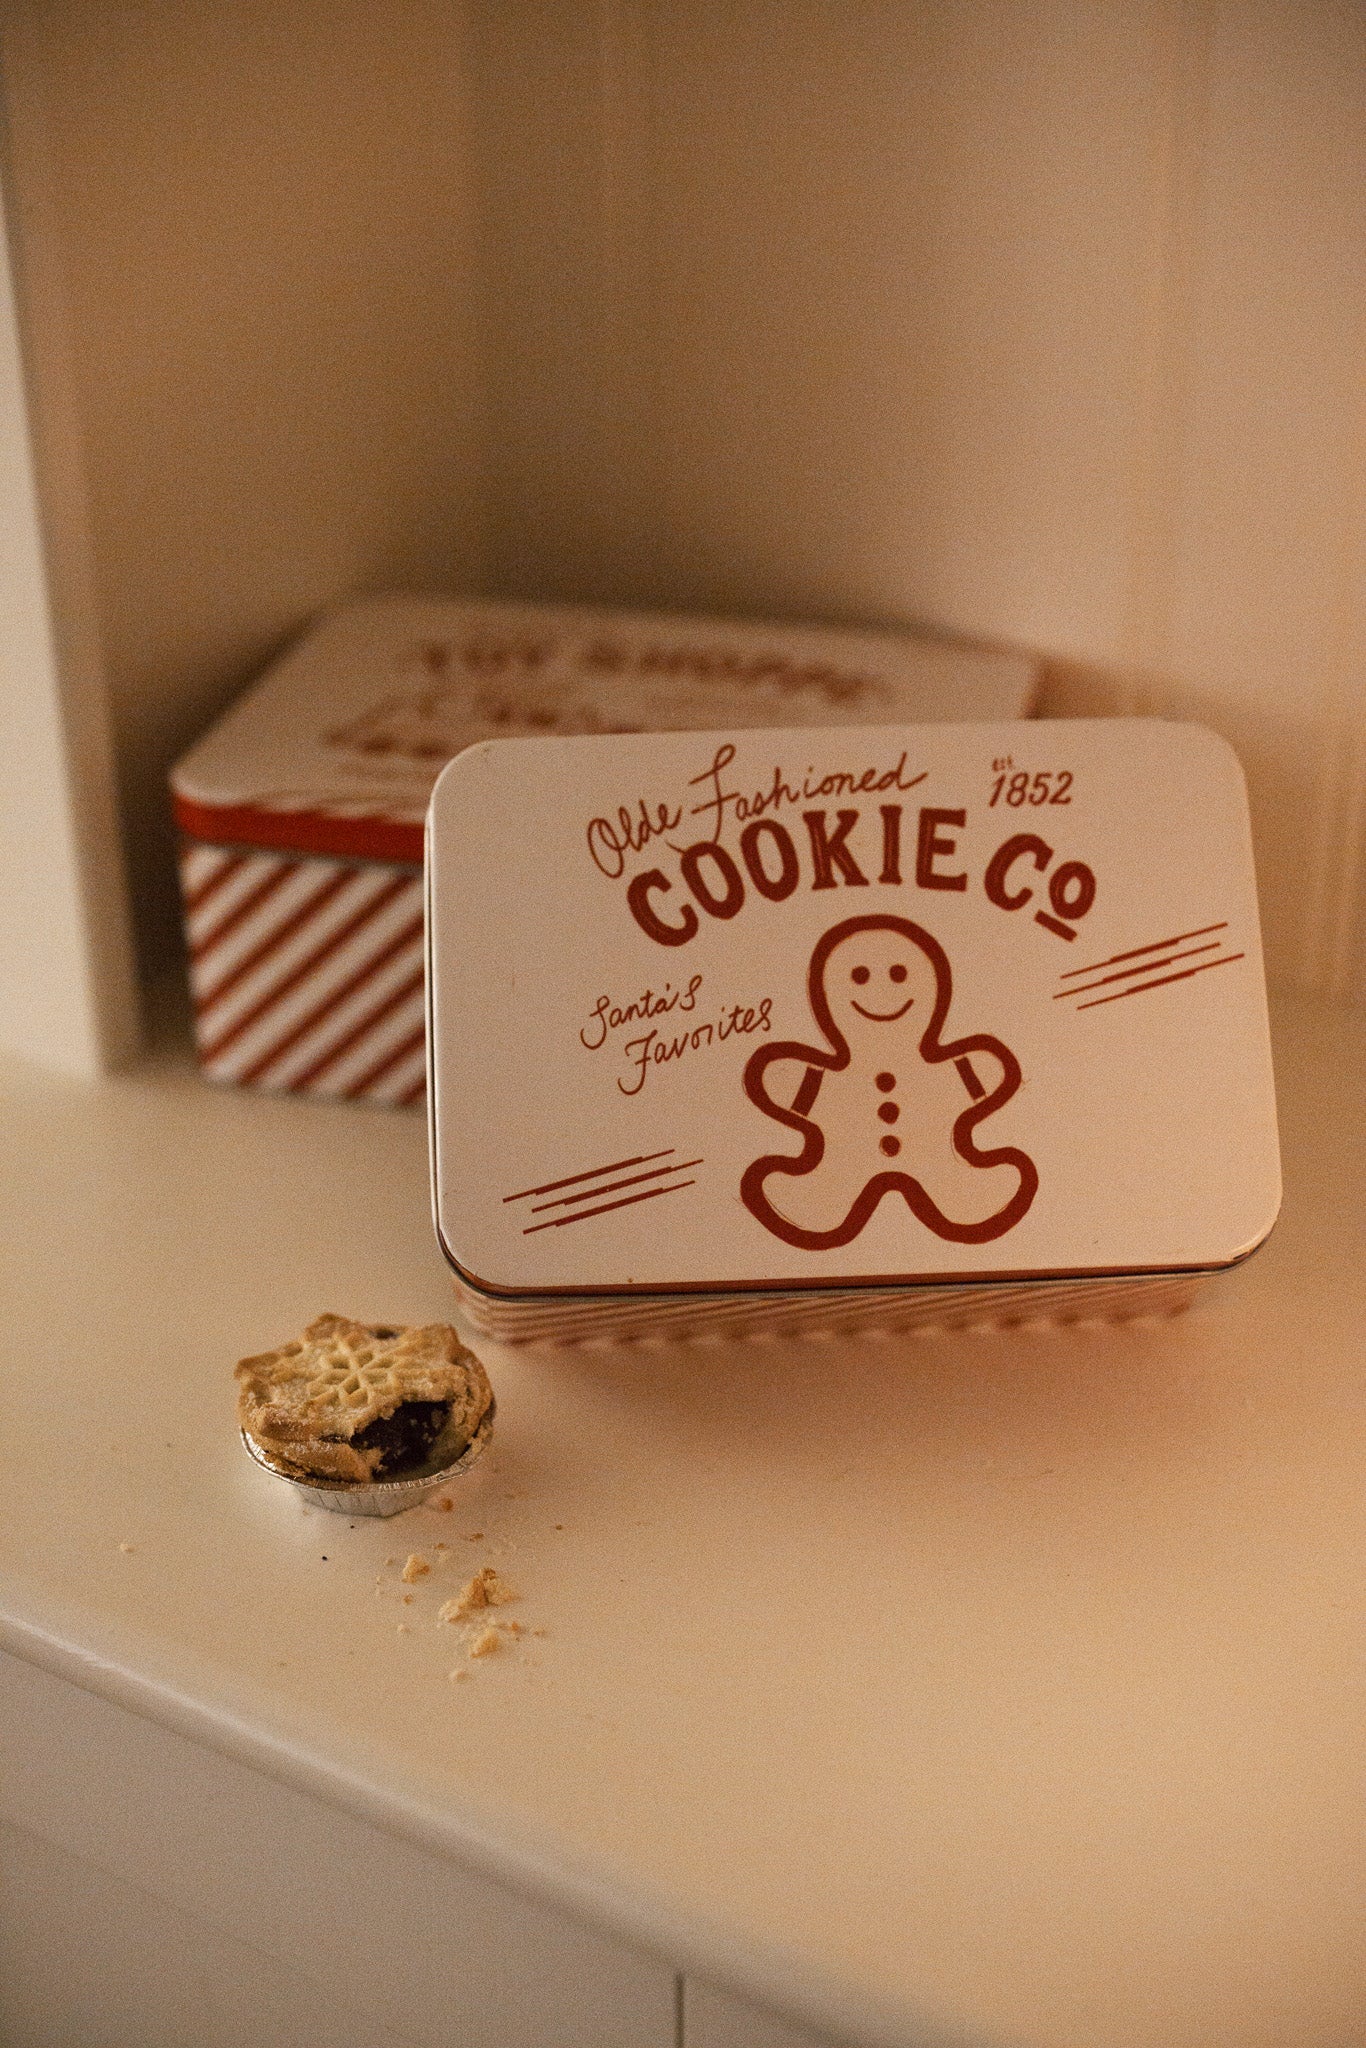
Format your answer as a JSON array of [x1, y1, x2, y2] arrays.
[[529, 1159, 705, 1213], [1074, 952, 1245, 1010], [1057, 921, 1229, 980], [503, 1148, 702, 1233], [1056, 919, 1245, 1011]]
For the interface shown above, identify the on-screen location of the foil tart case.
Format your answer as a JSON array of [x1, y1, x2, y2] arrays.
[[427, 719, 1280, 1341], [240, 1399, 495, 1516]]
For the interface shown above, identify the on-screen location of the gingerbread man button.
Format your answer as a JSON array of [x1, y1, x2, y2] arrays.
[[741, 913, 1038, 1249]]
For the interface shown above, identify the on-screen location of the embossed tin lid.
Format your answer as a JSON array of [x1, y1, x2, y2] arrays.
[[171, 593, 1035, 865], [427, 721, 1280, 1300]]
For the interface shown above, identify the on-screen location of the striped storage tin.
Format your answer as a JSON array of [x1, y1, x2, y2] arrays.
[[175, 844, 428, 1105], [171, 595, 1035, 1106]]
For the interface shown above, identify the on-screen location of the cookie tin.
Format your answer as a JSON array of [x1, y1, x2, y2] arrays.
[[429, 718, 1280, 1342], [171, 595, 1035, 1106]]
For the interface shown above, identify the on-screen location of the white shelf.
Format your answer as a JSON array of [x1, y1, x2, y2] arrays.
[[1, 992, 1363, 2048]]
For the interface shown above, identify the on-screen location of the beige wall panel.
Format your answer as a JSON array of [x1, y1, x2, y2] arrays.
[[473, 0, 1366, 994], [2, 0, 486, 977], [0, 155, 137, 1074], [1129, 0, 1366, 994], [474, 0, 1173, 661], [685, 1978, 850, 2048], [3, 1, 1362, 998]]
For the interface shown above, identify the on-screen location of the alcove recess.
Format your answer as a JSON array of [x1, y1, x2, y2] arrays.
[[0, 0, 1361, 1074]]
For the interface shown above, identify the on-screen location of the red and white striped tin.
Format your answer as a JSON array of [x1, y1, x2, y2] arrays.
[[176, 845, 428, 1105], [171, 595, 1036, 1104]]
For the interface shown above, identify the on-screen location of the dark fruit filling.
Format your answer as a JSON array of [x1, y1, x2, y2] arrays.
[[351, 1399, 453, 1477]]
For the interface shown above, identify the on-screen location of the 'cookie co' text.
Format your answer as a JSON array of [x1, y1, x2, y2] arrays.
[[590, 743, 1097, 949]]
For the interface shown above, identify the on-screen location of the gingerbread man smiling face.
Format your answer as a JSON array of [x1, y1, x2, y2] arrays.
[[741, 913, 1038, 1250], [821, 920, 941, 1035]]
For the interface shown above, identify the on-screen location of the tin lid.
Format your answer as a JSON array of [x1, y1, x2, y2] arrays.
[[171, 594, 1036, 863], [428, 719, 1280, 1299]]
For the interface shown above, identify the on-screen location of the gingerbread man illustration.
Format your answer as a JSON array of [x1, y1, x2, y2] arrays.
[[741, 913, 1037, 1249]]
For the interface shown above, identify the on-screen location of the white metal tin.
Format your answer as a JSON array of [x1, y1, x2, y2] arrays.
[[171, 595, 1035, 1103], [427, 719, 1280, 1340]]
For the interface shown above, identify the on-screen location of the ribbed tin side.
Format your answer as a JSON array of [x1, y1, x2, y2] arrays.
[[450, 1267, 1211, 1346]]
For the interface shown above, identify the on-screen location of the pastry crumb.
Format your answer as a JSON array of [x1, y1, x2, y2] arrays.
[[449, 1668, 470, 1683], [402, 1593, 414, 1605], [433, 1496, 454, 1512], [440, 1565, 519, 1621], [469, 1625, 500, 1658], [463, 1531, 484, 1542], [401, 1552, 431, 1583], [396, 1624, 411, 1635], [118, 1542, 135, 1554]]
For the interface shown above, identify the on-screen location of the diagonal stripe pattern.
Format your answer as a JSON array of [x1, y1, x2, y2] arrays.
[[179, 844, 427, 1106]]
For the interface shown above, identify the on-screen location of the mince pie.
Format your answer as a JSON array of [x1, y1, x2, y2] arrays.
[[235, 1314, 493, 1484]]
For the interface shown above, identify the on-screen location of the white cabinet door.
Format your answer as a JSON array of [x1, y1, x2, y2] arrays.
[[0, 1650, 675, 2048], [0, 1821, 426, 2048], [684, 1978, 851, 2048]]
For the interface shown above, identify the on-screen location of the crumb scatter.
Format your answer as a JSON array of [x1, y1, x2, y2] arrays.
[[440, 1565, 519, 1621], [401, 1553, 431, 1583]]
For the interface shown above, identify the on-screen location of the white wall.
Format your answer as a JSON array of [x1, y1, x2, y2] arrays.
[[1, 0, 1362, 1031], [0, 144, 136, 1073], [469, 0, 1366, 1000], [1, 0, 487, 991]]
